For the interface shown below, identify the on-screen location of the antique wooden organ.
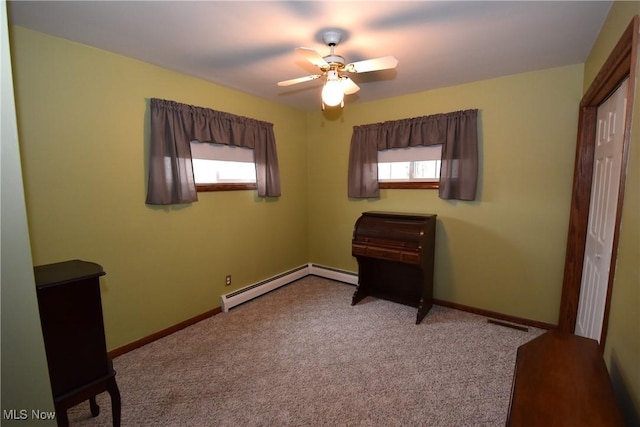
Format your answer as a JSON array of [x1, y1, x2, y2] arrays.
[[351, 211, 437, 324]]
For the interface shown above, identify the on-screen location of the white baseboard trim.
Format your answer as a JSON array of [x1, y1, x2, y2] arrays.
[[220, 265, 309, 312], [220, 263, 358, 312], [308, 263, 358, 285]]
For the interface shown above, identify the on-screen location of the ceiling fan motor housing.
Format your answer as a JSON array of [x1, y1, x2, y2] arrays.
[[322, 30, 343, 47], [323, 55, 345, 68]]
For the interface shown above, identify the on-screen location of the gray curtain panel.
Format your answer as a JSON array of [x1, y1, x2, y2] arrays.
[[348, 109, 478, 201], [146, 98, 281, 205]]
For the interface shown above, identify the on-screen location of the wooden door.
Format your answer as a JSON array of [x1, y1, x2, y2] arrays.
[[558, 17, 637, 347], [575, 79, 628, 342]]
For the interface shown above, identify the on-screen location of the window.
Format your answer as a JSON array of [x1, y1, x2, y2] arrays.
[[190, 141, 257, 191], [378, 144, 442, 189]]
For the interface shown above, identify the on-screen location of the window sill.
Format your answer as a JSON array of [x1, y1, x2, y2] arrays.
[[379, 181, 439, 190], [196, 183, 257, 192]]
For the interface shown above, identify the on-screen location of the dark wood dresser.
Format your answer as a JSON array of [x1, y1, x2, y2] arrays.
[[506, 330, 624, 426], [351, 211, 436, 324], [34, 260, 120, 427]]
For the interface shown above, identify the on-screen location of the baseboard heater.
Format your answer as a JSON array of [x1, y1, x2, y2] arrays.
[[220, 263, 358, 312], [308, 263, 358, 285]]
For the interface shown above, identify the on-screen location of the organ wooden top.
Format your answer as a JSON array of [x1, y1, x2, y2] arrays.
[[352, 211, 436, 266]]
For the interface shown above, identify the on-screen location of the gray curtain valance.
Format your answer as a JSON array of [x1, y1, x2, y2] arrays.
[[348, 109, 478, 200], [146, 98, 281, 205]]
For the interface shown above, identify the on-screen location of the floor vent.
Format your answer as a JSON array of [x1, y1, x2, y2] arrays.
[[220, 265, 309, 312]]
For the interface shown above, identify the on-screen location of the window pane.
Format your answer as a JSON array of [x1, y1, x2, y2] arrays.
[[389, 162, 411, 179], [378, 162, 392, 180], [379, 162, 411, 180], [378, 145, 442, 184], [216, 161, 256, 182], [379, 160, 440, 182], [192, 159, 256, 184], [413, 160, 441, 180], [192, 159, 217, 183]]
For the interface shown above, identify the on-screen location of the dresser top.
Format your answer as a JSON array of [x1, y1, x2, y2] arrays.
[[34, 260, 105, 288]]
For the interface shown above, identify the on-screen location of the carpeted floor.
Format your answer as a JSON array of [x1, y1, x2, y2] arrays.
[[68, 276, 543, 426]]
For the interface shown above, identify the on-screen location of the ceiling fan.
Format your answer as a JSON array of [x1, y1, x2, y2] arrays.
[[277, 30, 398, 109]]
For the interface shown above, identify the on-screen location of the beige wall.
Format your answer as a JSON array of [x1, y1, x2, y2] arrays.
[[9, 26, 309, 351], [584, 1, 640, 419], [9, 24, 583, 346], [307, 64, 582, 325]]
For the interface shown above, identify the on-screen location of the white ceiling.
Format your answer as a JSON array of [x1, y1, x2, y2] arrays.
[[8, 1, 612, 112]]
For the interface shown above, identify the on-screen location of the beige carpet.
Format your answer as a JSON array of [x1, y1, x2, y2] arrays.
[[68, 276, 543, 426]]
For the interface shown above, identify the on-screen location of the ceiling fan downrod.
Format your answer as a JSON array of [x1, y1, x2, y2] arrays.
[[322, 30, 346, 70]]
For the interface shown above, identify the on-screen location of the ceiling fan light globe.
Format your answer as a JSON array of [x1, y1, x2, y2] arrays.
[[322, 79, 344, 107]]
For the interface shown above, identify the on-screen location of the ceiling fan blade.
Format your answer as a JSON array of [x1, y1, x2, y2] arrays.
[[295, 47, 330, 69], [346, 55, 398, 73], [277, 74, 322, 87], [341, 77, 360, 95]]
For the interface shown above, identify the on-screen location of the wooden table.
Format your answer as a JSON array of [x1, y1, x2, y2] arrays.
[[506, 330, 624, 426]]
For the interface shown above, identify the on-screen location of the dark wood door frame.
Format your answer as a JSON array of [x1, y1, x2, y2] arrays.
[[558, 16, 638, 349]]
